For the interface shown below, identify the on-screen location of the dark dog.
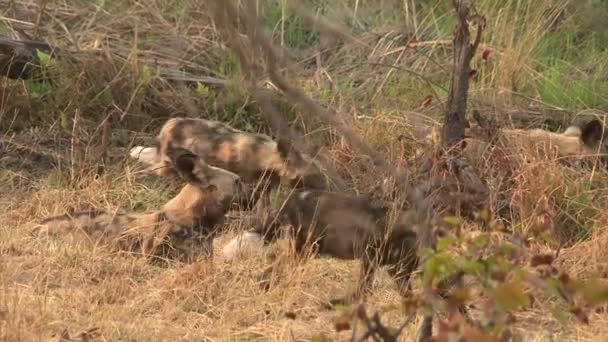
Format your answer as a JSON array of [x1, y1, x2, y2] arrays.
[[249, 190, 425, 305], [130, 117, 327, 210], [33, 146, 246, 263]]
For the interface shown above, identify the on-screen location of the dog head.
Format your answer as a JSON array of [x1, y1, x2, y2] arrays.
[[165, 146, 246, 221], [577, 119, 608, 165], [276, 139, 327, 191]]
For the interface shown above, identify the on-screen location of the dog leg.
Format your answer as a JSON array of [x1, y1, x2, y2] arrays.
[[257, 190, 271, 213], [435, 270, 473, 322]]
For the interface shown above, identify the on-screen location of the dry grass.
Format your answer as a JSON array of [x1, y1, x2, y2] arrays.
[[0, 155, 415, 341], [2, 0, 608, 341], [3, 118, 608, 342]]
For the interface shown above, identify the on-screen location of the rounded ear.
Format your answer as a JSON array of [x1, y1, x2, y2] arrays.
[[276, 139, 293, 160], [278, 139, 307, 166], [168, 146, 198, 180], [581, 119, 605, 147], [301, 174, 326, 190], [203, 184, 218, 192]]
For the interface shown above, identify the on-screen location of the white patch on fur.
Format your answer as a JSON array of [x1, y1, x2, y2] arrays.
[[129, 146, 158, 165], [221, 232, 264, 261], [298, 190, 312, 200], [563, 126, 582, 137], [208, 164, 240, 179]]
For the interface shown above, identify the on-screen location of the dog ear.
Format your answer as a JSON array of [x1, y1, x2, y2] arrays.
[[581, 119, 605, 147], [202, 184, 218, 192], [277, 139, 294, 160], [277, 139, 308, 167], [167, 146, 198, 181]]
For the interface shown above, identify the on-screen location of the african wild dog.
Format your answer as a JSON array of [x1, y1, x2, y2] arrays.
[[32, 146, 246, 262], [129, 117, 327, 210], [476, 118, 607, 162], [244, 190, 424, 305], [422, 118, 608, 166]]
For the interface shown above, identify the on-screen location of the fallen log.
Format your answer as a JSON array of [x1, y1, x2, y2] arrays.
[[0, 37, 66, 79], [0, 37, 227, 89]]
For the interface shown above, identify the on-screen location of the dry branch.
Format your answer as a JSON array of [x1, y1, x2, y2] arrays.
[[0, 37, 62, 79], [231, 0, 412, 187], [253, 89, 349, 191]]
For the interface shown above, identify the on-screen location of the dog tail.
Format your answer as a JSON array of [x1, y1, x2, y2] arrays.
[[129, 145, 159, 165]]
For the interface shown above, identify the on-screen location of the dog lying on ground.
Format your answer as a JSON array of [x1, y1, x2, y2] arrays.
[[32, 146, 246, 263], [473, 118, 607, 163], [422, 117, 608, 166], [129, 117, 327, 210], [232, 190, 425, 305]]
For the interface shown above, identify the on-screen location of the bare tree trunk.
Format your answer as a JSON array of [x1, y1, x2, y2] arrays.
[[442, 0, 484, 148], [419, 2, 485, 341]]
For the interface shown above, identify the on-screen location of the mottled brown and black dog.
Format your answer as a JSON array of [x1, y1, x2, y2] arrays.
[[33, 146, 246, 262], [249, 190, 425, 305], [129, 117, 327, 210]]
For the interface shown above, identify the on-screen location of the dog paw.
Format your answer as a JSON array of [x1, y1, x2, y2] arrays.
[[222, 232, 264, 261]]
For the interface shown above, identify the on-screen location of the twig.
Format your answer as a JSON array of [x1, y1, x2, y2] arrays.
[[70, 109, 81, 186], [238, 0, 401, 181], [96, 111, 112, 174], [352, 303, 415, 341], [0, 16, 35, 27], [253, 89, 349, 192], [33, 0, 48, 39]]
